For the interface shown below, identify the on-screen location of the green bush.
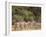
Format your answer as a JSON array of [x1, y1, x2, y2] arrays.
[[12, 6, 41, 22]]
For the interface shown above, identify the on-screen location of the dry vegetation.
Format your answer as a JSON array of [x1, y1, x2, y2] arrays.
[[12, 21, 41, 31]]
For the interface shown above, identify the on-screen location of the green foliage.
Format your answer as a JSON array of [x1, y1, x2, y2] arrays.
[[13, 15, 24, 22], [12, 6, 41, 22]]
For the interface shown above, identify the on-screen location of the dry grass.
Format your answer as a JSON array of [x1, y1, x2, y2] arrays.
[[12, 21, 41, 31]]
